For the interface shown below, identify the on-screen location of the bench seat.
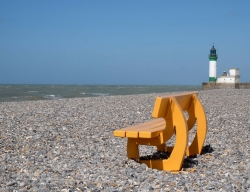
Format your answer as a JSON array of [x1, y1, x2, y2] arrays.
[[114, 118, 166, 138]]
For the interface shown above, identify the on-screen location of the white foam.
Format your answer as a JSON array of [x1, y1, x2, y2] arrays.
[[44, 94, 63, 100], [44, 95, 56, 99], [92, 93, 109, 96]]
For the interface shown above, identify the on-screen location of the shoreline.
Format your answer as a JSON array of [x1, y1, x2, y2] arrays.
[[0, 89, 250, 191], [0, 84, 202, 103]]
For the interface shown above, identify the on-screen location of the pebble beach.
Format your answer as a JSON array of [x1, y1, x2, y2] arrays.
[[0, 89, 250, 191]]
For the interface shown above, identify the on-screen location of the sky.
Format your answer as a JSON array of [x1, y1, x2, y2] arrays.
[[1, 1, 250, 85]]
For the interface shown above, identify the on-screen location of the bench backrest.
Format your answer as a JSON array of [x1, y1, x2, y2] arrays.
[[152, 91, 199, 118]]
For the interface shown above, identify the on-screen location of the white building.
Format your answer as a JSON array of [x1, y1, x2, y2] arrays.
[[216, 68, 240, 83]]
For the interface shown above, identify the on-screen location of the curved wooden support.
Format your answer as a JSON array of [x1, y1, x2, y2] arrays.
[[164, 94, 207, 157], [186, 104, 196, 131], [186, 94, 207, 156], [140, 97, 188, 171]]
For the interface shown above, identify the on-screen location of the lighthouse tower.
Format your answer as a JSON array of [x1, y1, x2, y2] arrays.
[[208, 45, 218, 82]]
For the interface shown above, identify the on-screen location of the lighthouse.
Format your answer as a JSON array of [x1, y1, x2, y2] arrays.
[[202, 45, 250, 90], [208, 45, 218, 82]]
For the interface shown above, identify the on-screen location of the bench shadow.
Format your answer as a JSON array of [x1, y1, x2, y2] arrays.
[[200, 144, 214, 155], [182, 144, 214, 168], [138, 144, 214, 169]]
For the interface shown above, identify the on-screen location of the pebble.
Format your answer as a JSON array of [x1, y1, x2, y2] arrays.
[[0, 89, 250, 191]]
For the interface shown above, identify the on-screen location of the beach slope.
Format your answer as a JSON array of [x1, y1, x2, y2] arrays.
[[0, 90, 250, 191]]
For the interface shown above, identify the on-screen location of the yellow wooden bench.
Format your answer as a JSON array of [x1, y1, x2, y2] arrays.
[[114, 91, 207, 172]]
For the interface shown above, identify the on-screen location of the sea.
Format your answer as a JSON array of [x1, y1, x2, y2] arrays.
[[0, 84, 202, 102]]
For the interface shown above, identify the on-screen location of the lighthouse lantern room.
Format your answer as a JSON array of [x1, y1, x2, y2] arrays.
[[208, 46, 218, 82]]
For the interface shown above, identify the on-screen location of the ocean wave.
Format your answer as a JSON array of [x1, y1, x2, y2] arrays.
[[28, 91, 39, 93], [45, 95, 55, 97], [92, 93, 110, 96], [44, 95, 63, 100]]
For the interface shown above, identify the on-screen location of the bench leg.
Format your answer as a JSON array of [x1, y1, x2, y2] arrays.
[[156, 144, 166, 151], [127, 138, 140, 159]]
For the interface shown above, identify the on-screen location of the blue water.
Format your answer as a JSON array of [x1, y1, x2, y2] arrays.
[[0, 84, 202, 102]]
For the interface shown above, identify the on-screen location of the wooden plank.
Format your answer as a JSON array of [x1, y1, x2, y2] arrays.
[[113, 119, 164, 137], [126, 120, 165, 138], [139, 124, 166, 138]]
